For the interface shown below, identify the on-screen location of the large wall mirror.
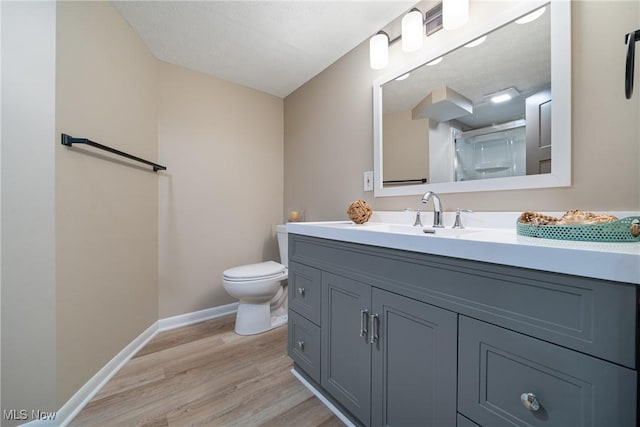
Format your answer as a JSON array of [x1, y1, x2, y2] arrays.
[[373, 1, 571, 197]]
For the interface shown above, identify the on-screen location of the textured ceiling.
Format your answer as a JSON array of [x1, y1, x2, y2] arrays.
[[112, 0, 416, 98]]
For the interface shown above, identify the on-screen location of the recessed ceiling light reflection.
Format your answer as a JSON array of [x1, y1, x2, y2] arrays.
[[485, 87, 520, 104], [515, 7, 546, 24], [427, 57, 443, 66], [395, 73, 411, 81], [465, 35, 487, 48]]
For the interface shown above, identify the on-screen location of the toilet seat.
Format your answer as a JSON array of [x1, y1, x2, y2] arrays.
[[223, 261, 286, 282]]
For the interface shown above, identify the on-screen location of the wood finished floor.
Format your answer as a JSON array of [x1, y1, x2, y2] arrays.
[[70, 315, 343, 427]]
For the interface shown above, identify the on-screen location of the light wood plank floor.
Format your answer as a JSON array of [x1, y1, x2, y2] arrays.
[[70, 315, 343, 427]]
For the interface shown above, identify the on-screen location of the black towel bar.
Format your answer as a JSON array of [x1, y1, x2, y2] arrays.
[[61, 134, 166, 172], [625, 29, 640, 99], [383, 178, 427, 186]]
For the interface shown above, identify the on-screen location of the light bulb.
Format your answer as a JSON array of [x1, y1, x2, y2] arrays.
[[402, 9, 423, 52], [369, 32, 389, 70]]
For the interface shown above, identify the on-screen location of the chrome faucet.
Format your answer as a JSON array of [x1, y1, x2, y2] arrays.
[[421, 191, 444, 228]]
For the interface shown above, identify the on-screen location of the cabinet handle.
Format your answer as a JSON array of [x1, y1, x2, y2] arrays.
[[369, 314, 379, 344], [520, 392, 540, 411], [298, 287, 305, 297], [297, 340, 305, 351], [360, 310, 369, 337]]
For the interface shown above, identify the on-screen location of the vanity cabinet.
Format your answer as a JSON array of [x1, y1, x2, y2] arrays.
[[287, 234, 638, 427]]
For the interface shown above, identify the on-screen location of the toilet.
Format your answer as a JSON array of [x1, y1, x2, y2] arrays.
[[222, 225, 289, 335]]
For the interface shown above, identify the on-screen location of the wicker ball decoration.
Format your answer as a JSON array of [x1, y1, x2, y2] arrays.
[[347, 200, 373, 224]]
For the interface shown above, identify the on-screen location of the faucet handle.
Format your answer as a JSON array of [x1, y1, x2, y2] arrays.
[[405, 208, 423, 227], [452, 209, 473, 229]]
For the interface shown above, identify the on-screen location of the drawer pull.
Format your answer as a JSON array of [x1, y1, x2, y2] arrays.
[[297, 340, 305, 351], [360, 309, 369, 337], [520, 392, 540, 411], [298, 287, 305, 297]]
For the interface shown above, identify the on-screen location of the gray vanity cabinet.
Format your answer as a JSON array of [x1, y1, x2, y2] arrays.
[[288, 234, 638, 427], [321, 271, 457, 427]]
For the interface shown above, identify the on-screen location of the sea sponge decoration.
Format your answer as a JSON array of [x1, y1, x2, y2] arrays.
[[347, 200, 373, 224]]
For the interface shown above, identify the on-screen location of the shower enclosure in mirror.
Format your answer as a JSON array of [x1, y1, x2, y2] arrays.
[[373, 1, 571, 196], [454, 120, 526, 182]]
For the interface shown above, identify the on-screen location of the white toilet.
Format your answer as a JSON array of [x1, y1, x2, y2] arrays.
[[222, 225, 289, 335]]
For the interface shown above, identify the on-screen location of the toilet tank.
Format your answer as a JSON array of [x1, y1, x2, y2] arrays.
[[276, 225, 288, 267]]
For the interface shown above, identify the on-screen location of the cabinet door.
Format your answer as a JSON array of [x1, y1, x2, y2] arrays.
[[371, 288, 458, 427], [321, 272, 372, 425]]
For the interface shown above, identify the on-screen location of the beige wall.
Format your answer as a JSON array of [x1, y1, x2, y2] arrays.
[[55, 1, 159, 405], [284, 1, 640, 219], [157, 62, 284, 318], [1, 2, 57, 424], [3, 0, 285, 414], [382, 111, 429, 182]]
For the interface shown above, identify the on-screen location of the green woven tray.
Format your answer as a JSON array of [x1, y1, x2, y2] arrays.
[[517, 216, 640, 242]]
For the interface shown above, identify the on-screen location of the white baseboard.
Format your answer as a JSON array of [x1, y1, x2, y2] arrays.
[[158, 302, 238, 332], [51, 321, 158, 427], [22, 303, 238, 427], [290, 368, 355, 427]]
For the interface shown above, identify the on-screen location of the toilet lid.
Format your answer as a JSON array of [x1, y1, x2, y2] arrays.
[[223, 261, 286, 281]]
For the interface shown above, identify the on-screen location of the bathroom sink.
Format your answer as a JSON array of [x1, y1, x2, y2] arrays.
[[367, 223, 482, 238], [306, 222, 482, 238], [420, 227, 483, 237]]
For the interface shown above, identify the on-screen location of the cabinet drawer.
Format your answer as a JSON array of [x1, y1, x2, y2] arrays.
[[288, 310, 321, 383], [288, 261, 321, 325], [458, 316, 637, 427]]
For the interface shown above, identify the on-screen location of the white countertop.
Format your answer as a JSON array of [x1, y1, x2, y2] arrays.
[[286, 211, 640, 285]]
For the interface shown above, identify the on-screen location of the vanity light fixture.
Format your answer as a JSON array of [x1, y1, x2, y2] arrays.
[[442, 0, 469, 30], [515, 6, 546, 24], [485, 87, 520, 104], [370, 31, 390, 70], [402, 8, 424, 52], [464, 35, 487, 48], [369, 2, 467, 70]]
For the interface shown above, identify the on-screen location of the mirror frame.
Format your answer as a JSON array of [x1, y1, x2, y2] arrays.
[[373, 1, 571, 197]]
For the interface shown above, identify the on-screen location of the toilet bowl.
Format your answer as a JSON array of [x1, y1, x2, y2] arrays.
[[222, 225, 288, 335]]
